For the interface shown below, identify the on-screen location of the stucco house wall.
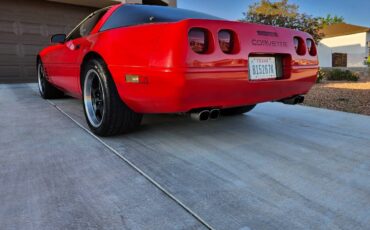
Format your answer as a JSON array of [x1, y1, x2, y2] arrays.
[[317, 43, 332, 67], [318, 32, 369, 67]]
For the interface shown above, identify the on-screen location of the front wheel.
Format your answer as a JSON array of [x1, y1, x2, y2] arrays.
[[37, 62, 64, 99], [82, 59, 143, 136], [221, 105, 257, 116]]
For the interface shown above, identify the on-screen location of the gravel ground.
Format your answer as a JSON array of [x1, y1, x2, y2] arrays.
[[304, 80, 370, 116]]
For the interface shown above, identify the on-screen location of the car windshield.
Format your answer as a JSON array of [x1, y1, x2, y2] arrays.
[[100, 4, 223, 31]]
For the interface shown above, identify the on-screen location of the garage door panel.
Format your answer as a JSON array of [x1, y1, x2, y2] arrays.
[[0, 66, 21, 78], [46, 24, 69, 36], [0, 20, 17, 34], [0, 43, 19, 55], [23, 44, 45, 57], [0, 0, 95, 83], [0, 65, 36, 82], [0, 56, 21, 66], [19, 22, 43, 36], [21, 57, 40, 67], [0, 7, 16, 16], [24, 66, 38, 80], [18, 34, 50, 45]]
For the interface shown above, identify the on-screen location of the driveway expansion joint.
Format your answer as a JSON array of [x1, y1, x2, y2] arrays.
[[46, 99, 215, 230]]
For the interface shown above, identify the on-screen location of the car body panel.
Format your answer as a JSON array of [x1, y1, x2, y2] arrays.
[[39, 4, 318, 113]]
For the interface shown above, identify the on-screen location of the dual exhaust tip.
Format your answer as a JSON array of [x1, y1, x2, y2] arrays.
[[280, 95, 305, 105], [191, 109, 220, 121]]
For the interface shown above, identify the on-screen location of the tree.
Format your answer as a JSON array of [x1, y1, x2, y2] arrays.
[[319, 14, 345, 26], [240, 0, 328, 42], [247, 0, 299, 17]]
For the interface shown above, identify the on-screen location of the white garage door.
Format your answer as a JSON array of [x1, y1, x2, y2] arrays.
[[0, 0, 95, 83]]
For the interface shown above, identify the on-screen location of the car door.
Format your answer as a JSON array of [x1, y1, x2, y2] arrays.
[[48, 10, 107, 95]]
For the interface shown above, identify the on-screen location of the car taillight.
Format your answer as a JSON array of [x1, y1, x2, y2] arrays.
[[294, 37, 299, 50], [306, 39, 312, 51], [294, 37, 306, 55], [189, 28, 208, 54], [218, 30, 234, 54], [306, 39, 317, 56]]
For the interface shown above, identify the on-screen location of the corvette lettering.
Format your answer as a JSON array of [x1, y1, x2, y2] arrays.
[[252, 39, 288, 47]]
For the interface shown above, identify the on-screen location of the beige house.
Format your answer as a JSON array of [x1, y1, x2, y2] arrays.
[[0, 0, 177, 83], [318, 23, 370, 68]]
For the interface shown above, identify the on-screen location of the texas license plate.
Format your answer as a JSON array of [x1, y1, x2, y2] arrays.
[[249, 57, 277, 80]]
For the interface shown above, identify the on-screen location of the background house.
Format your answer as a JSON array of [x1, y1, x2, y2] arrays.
[[318, 23, 370, 68], [0, 0, 177, 83]]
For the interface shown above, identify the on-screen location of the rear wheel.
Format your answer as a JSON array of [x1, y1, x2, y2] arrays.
[[37, 62, 64, 99], [221, 105, 257, 116], [82, 59, 143, 136]]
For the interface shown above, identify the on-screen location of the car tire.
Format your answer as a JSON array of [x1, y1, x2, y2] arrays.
[[82, 58, 143, 136], [221, 105, 257, 116], [37, 61, 64, 99]]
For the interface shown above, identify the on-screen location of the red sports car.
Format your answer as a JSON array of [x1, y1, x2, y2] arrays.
[[38, 4, 318, 136]]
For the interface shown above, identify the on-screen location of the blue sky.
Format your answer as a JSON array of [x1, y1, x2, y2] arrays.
[[178, 0, 370, 27]]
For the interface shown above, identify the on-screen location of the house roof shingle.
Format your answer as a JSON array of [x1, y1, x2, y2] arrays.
[[321, 23, 370, 38]]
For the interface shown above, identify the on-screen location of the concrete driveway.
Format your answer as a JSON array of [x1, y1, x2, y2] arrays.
[[1, 84, 370, 230]]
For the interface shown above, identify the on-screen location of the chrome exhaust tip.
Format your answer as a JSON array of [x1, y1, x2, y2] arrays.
[[297, 96, 305, 104], [280, 95, 305, 105], [191, 110, 210, 121], [209, 109, 220, 120]]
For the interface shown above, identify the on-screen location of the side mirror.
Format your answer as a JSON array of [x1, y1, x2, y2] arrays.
[[51, 34, 66, 44]]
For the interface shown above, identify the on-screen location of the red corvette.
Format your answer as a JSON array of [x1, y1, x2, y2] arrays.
[[38, 4, 318, 136]]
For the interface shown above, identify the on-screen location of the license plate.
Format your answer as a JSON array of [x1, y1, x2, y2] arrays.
[[249, 57, 277, 80]]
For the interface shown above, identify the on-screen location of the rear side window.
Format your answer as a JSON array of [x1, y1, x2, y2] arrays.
[[67, 9, 108, 41], [100, 4, 222, 31], [80, 11, 107, 37]]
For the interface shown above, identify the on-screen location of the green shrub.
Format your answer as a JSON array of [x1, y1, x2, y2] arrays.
[[325, 69, 359, 82], [316, 69, 325, 83], [366, 56, 370, 67]]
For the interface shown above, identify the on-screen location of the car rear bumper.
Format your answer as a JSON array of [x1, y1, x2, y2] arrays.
[[109, 65, 318, 114]]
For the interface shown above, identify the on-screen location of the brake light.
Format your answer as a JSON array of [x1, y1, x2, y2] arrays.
[[294, 37, 306, 55], [189, 28, 209, 54], [218, 30, 234, 54], [306, 39, 317, 56]]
